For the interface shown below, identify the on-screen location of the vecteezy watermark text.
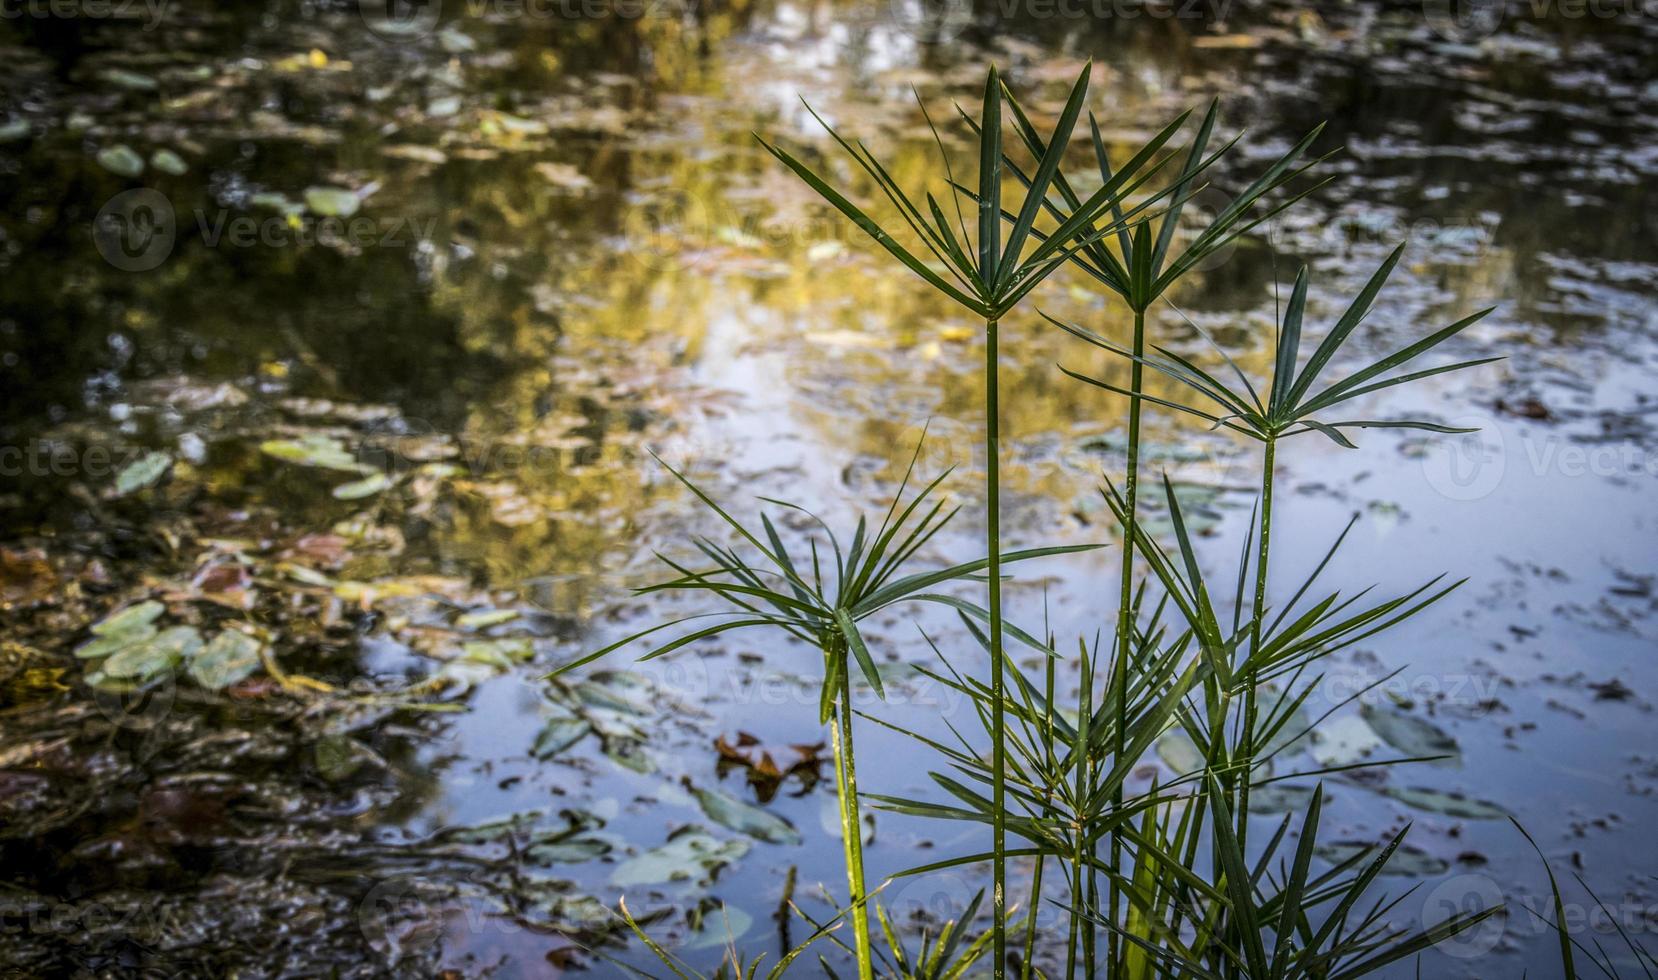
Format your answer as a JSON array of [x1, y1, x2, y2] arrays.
[[93, 189, 436, 272], [0, 0, 169, 31]]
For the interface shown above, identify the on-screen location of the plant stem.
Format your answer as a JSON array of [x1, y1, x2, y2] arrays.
[[986, 317, 1007, 979], [1237, 435, 1276, 840], [830, 645, 874, 980], [1108, 305, 1147, 970]]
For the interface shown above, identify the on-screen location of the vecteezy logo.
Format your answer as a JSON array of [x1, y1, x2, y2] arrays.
[[1423, 874, 1507, 958], [359, 0, 443, 40], [1420, 412, 1505, 502], [1422, 0, 1506, 43], [92, 189, 175, 272]]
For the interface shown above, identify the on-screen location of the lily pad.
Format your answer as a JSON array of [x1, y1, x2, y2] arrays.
[[332, 472, 393, 500], [1360, 704, 1460, 766], [1316, 841, 1449, 877], [304, 186, 361, 217], [1249, 783, 1318, 814], [1156, 731, 1207, 774], [525, 834, 613, 865], [261, 435, 372, 474], [149, 149, 188, 175], [103, 625, 202, 680], [610, 828, 750, 887], [687, 904, 754, 950], [77, 601, 165, 659], [691, 786, 802, 845], [1309, 715, 1384, 767], [114, 451, 173, 496], [188, 630, 263, 689], [532, 716, 590, 759], [1381, 787, 1509, 820], [96, 145, 145, 177]]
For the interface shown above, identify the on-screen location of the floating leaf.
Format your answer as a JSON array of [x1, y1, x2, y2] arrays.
[[332, 472, 393, 500], [1316, 841, 1449, 877], [91, 600, 165, 637], [462, 638, 534, 668], [526, 834, 613, 865], [96, 144, 145, 177], [188, 630, 263, 689], [610, 829, 750, 887], [1382, 787, 1509, 820], [261, 435, 371, 474], [532, 716, 590, 759], [1360, 703, 1460, 765], [603, 737, 655, 774], [304, 186, 361, 217], [1156, 731, 1207, 774], [103, 625, 202, 680], [1309, 714, 1384, 767], [149, 149, 188, 175], [687, 904, 755, 950], [113, 451, 173, 496], [1250, 783, 1318, 814], [77, 601, 165, 659], [457, 608, 518, 630], [691, 786, 802, 845]]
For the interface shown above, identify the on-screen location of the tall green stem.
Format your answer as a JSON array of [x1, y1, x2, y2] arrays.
[[986, 317, 1007, 979], [830, 645, 874, 980], [1237, 436, 1276, 838], [1108, 305, 1147, 970]]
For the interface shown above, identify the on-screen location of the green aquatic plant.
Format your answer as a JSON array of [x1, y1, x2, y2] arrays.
[[759, 62, 1181, 974], [995, 85, 1327, 962], [554, 443, 1097, 978]]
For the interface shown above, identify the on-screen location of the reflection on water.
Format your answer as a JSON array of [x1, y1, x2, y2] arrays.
[[1, 0, 1656, 975]]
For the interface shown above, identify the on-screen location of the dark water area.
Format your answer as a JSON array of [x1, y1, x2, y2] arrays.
[[1, 0, 1656, 976]]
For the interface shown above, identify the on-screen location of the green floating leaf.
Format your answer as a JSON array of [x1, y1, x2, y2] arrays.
[[610, 829, 751, 887], [1382, 787, 1509, 820], [96, 144, 144, 177], [526, 834, 613, 865], [332, 472, 393, 500], [603, 737, 655, 774], [462, 638, 535, 668], [77, 600, 166, 660], [304, 185, 361, 217], [687, 904, 755, 950], [1360, 703, 1461, 766], [691, 786, 803, 845], [260, 435, 371, 474], [188, 630, 263, 689], [1156, 731, 1206, 775], [456, 608, 519, 630], [1250, 783, 1318, 814], [103, 625, 202, 680], [315, 734, 379, 781], [531, 715, 590, 759], [91, 600, 165, 637], [1316, 841, 1449, 877], [113, 451, 173, 496], [1308, 714, 1384, 767], [149, 149, 188, 175]]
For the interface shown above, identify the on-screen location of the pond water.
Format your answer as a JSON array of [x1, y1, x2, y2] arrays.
[[2, 1, 1656, 976]]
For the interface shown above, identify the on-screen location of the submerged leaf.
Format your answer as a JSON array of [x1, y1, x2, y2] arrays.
[[610, 829, 750, 887], [532, 716, 591, 759], [1360, 703, 1460, 765], [1316, 841, 1449, 877], [188, 630, 263, 689], [1382, 786, 1508, 820], [691, 786, 802, 845], [113, 451, 173, 496]]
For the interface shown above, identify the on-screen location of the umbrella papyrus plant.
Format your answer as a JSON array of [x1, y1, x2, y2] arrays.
[[757, 62, 1183, 972], [552, 443, 1098, 977]]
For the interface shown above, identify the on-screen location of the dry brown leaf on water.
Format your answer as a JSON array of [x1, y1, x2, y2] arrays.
[[1, 548, 58, 608], [714, 732, 825, 780]]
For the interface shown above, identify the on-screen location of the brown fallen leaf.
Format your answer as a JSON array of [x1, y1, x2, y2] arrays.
[[715, 731, 825, 781]]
